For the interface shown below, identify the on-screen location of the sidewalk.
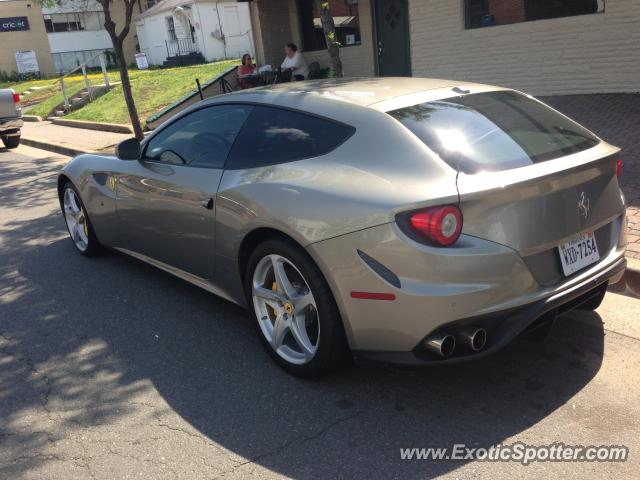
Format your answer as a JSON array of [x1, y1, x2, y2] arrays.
[[20, 121, 131, 156]]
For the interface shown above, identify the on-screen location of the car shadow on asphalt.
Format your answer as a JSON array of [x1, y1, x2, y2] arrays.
[[0, 213, 607, 478]]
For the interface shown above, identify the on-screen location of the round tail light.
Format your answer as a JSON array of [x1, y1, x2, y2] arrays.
[[408, 205, 463, 246]]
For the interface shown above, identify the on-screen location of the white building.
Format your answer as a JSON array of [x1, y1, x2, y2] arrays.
[[136, 0, 254, 67], [42, 0, 140, 73]]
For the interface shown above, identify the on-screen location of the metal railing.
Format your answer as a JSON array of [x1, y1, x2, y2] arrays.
[[165, 38, 199, 58], [59, 52, 111, 111]]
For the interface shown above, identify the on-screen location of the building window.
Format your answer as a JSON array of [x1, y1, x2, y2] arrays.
[[166, 16, 177, 41], [43, 12, 106, 33], [53, 49, 115, 74], [465, 0, 604, 29], [298, 0, 361, 52]]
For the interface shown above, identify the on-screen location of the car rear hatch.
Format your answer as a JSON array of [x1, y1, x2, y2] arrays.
[[388, 89, 625, 285], [0, 89, 21, 119]]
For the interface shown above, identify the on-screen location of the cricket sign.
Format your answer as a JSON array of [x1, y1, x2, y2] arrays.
[[0, 16, 30, 32]]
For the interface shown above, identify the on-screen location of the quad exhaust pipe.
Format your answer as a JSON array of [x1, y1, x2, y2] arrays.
[[458, 328, 487, 352], [424, 333, 456, 358], [424, 328, 487, 357]]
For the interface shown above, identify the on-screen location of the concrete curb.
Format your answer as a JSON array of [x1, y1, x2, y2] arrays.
[[22, 115, 43, 122], [626, 256, 640, 274], [610, 256, 640, 298], [50, 118, 133, 134], [21, 137, 94, 157]]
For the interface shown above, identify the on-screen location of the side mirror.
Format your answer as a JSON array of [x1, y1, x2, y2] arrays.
[[115, 138, 141, 160]]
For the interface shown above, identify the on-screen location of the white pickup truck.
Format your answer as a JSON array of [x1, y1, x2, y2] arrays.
[[0, 88, 23, 149]]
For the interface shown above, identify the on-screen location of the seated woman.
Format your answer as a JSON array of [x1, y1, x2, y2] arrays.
[[280, 43, 308, 81], [238, 54, 259, 89]]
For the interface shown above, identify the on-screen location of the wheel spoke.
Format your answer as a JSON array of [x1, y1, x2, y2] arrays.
[[68, 191, 81, 214], [290, 312, 316, 358], [253, 285, 284, 304], [71, 224, 80, 243], [271, 313, 288, 349], [293, 292, 314, 312], [77, 220, 88, 244], [271, 256, 297, 298], [64, 203, 75, 217], [65, 212, 76, 230]]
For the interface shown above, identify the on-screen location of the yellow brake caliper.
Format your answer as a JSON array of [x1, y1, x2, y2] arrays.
[[82, 208, 88, 236]]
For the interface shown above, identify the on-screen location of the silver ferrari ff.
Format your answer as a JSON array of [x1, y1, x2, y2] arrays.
[[58, 78, 627, 376]]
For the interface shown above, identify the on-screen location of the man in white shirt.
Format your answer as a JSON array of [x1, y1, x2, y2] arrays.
[[281, 43, 309, 81]]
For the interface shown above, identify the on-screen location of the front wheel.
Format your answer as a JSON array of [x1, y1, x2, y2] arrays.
[[246, 239, 350, 376], [2, 134, 20, 149], [61, 182, 102, 256]]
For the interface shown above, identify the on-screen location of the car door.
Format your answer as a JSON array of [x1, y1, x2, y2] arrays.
[[115, 104, 253, 280]]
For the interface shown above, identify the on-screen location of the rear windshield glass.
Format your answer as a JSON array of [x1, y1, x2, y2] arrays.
[[388, 90, 599, 174]]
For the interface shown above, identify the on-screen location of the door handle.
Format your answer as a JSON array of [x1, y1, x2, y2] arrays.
[[202, 197, 214, 210]]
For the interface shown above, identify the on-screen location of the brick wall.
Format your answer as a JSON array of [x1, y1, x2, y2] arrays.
[[409, 0, 640, 95]]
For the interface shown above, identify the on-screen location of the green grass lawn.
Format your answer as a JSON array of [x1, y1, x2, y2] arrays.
[[2, 60, 238, 123], [2, 72, 120, 117], [65, 61, 238, 125]]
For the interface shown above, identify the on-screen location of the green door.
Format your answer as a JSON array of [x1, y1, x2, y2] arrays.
[[375, 0, 411, 77]]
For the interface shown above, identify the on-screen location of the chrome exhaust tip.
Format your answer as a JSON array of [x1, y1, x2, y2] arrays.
[[458, 328, 487, 352], [424, 333, 456, 358]]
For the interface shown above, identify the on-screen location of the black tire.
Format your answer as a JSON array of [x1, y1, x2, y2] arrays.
[[245, 238, 350, 377], [2, 134, 20, 149], [61, 181, 103, 256], [576, 286, 607, 311]]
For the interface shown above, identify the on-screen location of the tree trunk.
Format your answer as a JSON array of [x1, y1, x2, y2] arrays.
[[314, 0, 343, 78], [113, 41, 143, 140], [99, 0, 143, 140]]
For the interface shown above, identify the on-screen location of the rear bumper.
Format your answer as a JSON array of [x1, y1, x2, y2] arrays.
[[0, 117, 23, 134], [354, 256, 626, 365]]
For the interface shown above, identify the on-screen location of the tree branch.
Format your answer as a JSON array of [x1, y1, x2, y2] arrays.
[[118, 0, 138, 44]]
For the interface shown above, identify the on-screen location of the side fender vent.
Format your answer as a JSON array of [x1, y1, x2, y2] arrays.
[[357, 250, 401, 289]]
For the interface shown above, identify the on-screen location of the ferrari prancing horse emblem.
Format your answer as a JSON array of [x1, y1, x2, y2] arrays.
[[577, 191, 590, 219]]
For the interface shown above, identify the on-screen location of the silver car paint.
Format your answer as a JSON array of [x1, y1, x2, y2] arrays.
[[58, 78, 627, 355], [115, 160, 222, 280]]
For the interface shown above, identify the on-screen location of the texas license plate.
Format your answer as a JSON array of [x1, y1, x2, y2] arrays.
[[558, 231, 600, 276]]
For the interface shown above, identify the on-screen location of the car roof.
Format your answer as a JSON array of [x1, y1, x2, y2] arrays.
[[199, 77, 508, 125], [214, 77, 505, 113]]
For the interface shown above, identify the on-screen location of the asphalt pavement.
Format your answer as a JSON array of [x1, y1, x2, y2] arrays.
[[1, 145, 639, 479]]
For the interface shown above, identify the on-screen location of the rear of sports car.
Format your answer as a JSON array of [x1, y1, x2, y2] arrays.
[[309, 88, 627, 364]]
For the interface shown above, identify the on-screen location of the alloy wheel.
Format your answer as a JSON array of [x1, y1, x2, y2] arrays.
[[63, 187, 89, 252], [252, 254, 320, 365]]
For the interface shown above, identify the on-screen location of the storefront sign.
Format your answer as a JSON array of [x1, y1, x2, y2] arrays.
[[15, 51, 40, 74], [0, 16, 30, 32]]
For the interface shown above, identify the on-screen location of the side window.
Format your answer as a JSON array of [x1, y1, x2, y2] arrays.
[[227, 106, 355, 169], [145, 105, 253, 168]]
